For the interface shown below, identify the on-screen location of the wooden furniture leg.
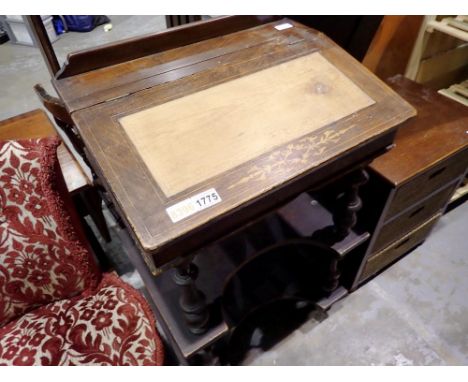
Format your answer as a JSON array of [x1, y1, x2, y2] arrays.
[[173, 257, 210, 335], [332, 168, 369, 239], [78, 211, 113, 271], [81, 187, 112, 242], [322, 255, 341, 294]]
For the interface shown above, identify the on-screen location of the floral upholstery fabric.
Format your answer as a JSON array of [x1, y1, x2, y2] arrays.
[[0, 273, 164, 365], [0, 138, 99, 327]]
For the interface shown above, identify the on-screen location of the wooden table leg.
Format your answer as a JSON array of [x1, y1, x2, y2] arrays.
[[332, 168, 369, 239], [322, 256, 341, 294], [173, 256, 210, 335]]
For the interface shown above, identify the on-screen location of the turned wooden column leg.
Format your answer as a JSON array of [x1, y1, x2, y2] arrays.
[[332, 168, 369, 239], [173, 257, 209, 335], [323, 256, 341, 293]]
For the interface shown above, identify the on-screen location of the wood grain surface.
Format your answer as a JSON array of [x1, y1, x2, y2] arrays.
[[371, 75, 468, 186], [58, 19, 415, 269], [360, 213, 442, 281], [353, 77, 468, 289], [54, 18, 285, 112], [121, 52, 374, 196], [362, 16, 423, 80], [55, 16, 280, 81]]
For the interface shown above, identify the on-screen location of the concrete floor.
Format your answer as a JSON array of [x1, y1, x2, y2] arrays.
[[105, 199, 468, 365], [0, 15, 166, 121], [245, 201, 468, 365], [1, 16, 467, 365]]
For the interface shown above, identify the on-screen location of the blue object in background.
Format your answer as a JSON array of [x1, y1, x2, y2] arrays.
[[53, 16, 110, 34], [63, 16, 95, 32], [53, 16, 66, 35]]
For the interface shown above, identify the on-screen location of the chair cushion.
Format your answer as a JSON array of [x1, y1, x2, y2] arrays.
[[0, 137, 99, 327], [0, 273, 164, 365]]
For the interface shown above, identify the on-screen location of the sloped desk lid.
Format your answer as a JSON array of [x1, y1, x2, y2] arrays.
[[60, 19, 415, 267], [120, 52, 375, 197]]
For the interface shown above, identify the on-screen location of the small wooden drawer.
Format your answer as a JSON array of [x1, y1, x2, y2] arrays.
[[386, 151, 467, 219], [373, 183, 456, 252], [360, 213, 441, 282]]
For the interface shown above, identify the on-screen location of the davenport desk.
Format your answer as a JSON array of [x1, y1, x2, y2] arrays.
[[51, 17, 415, 363]]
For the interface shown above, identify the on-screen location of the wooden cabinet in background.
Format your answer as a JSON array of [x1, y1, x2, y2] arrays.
[[354, 75, 468, 287]]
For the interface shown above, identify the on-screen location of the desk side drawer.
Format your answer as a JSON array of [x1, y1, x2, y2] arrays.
[[360, 213, 441, 282], [386, 151, 467, 219], [373, 183, 456, 252]]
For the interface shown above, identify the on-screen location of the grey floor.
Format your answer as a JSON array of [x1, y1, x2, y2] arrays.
[[1, 16, 467, 366], [104, 199, 468, 366], [245, 201, 468, 365], [0, 15, 166, 121]]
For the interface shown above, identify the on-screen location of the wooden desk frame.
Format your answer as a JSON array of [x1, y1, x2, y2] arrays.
[[37, 16, 416, 364]]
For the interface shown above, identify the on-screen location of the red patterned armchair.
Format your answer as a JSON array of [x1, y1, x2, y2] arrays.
[[0, 137, 164, 365]]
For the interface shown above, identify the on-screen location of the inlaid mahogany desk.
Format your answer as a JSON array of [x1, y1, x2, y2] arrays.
[[51, 17, 415, 363]]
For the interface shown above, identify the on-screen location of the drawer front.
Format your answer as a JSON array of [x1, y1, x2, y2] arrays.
[[373, 183, 456, 252], [387, 151, 467, 219], [360, 214, 441, 282]]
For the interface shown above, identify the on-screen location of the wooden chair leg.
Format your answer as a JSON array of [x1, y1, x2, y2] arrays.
[[81, 187, 112, 242], [79, 211, 113, 272], [72, 191, 113, 271]]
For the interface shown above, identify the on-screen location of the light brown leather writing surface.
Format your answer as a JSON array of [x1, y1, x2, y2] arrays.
[[121, 52, 374, 196]]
